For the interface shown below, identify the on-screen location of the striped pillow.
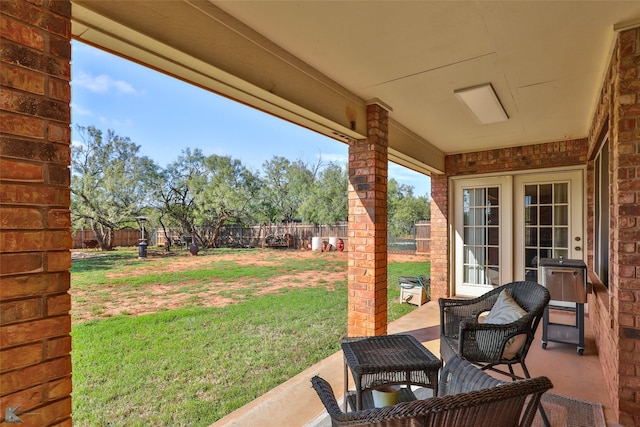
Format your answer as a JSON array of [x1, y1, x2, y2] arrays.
[[483, 289, 527, 359]]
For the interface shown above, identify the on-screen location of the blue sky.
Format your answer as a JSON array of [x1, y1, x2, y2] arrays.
[[71, 41, 431, 197]]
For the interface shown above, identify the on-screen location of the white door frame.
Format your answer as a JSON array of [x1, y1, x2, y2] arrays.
[[450, 167, 585, 297]]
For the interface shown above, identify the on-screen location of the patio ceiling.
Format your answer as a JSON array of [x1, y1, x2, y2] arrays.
[[71, 1, 640, 176]]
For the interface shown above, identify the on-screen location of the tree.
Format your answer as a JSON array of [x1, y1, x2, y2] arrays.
[[387, 178, 430, 237], [71, 125, 160, 250], [258, 156, 318, 223], [159, 149, 259, 247], [299, 163, 348, 224]]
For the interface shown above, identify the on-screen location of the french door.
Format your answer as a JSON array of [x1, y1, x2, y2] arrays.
[[453, 170, 584, 297]]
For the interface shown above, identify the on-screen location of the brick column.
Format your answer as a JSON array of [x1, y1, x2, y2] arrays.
[[611, 27, 640, 426], [429, 174, 450, 300], [1, 0, 73, 425], [347, 101, 390, 337]]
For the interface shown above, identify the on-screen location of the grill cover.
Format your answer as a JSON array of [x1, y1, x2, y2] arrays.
[[539, 258, 588, 303]]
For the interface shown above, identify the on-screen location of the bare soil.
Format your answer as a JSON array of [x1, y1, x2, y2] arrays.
[[70, 249, 426, 323]]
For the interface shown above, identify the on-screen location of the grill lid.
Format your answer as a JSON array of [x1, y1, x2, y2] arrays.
[[538, 258, 586, 269]]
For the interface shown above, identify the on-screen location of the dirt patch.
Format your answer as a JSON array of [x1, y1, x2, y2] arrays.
[[70, 249, 427, 323]]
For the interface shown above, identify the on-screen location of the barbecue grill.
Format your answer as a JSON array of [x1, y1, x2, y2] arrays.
[[539, 258, 590, 355]]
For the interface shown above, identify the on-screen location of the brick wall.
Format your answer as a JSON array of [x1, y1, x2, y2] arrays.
[[445, 138, 588, 175], [347, 102, 389, 336], [1, 0, 73, 425], [601, 27, 640, 425]]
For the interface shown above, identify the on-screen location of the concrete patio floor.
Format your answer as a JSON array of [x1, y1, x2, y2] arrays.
[[212, 301, 617, 426]]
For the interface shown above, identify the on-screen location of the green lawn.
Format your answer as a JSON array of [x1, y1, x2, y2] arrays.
[[71, 249, 429, 426]]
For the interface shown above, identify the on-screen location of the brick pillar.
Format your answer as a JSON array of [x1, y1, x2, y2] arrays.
[[1, 0, 73, 425], [612, 27, 640, 426], [347, 102, 390, 337], [429, 174, 450, 300]]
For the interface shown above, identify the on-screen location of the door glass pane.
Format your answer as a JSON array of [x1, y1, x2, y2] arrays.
[[464, 226, 472, 244], [525, 185, 537, 204], [522, 182, 570, 281], [539, 184, 553, 204], [488, 187, 499, 204], [474, 208, 484, 226], [554, 206, 568, 225], [462, 186, 499, 286], [525, 227, 537, 246], [554, 227, 568, 248], [525, 206, 538, 225], [464, 207, 473, 226], [554, 183, 568, 203], [539, 206, 552, 225], [540, 227, 552, 247], [488, 207, 499, 225], [465, 189, 474, 206], [488, 227, 499, 245]]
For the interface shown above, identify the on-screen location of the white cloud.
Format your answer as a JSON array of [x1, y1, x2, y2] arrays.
[[317, 152, 347, 164], [71, 103, 93, 117], [71, 139, 85, 149], [73, 71, 137, 95]]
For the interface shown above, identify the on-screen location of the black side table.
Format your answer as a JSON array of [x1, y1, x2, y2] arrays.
[[341, 334, 442, 411]]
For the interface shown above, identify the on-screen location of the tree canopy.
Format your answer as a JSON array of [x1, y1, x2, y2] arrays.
[[71, 125, 431, 249], [71, 125, 160, 250]]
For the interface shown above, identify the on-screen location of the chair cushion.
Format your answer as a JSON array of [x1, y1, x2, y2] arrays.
[[482, 289, 527, 359]]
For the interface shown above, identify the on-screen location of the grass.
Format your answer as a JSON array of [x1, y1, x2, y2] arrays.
[[70, 249, 429, 426]]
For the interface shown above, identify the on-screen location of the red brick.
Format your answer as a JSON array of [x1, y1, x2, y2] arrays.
[[0, 316, 70, 348], [8, 396, 72, 426], [0, 138, 68, 164], [0, 111, 45, 139], [0, 65, 45, 94], [0, 356, 70, 395], [46, 209, 70, 228], [0, 342, 42, 372], [0, 207, 43, 229], [0, 272, 69, 299], [0, 230, 44, 252], [49, 0, 72, 19], [0, 252, 44, 275], [47, 376, 72, 400], [0, 183, 70, 206], [46, 162, 69, 185], [0, 385, 44, 416], [0, 15, 45, 50], [0, 0, 43, 27], [43, 230, 70, 251], [43, 7, 71, 38], [48, 122, 70, 144], [48, 77, 70, 102], [46, 293, 69, 316], [45, 336, 71, 360], [0, 298, 43, 324], [47, 251, 71, 272], [0, 158, 43, 182], [51, 419, 73, 427]]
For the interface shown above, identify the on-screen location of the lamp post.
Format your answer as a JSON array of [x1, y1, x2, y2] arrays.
[[136, 216, 148, 259]]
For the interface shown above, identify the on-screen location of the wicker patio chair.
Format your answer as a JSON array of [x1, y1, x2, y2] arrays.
[[439, 281, 550, 380], [310, 355, 553, 427]]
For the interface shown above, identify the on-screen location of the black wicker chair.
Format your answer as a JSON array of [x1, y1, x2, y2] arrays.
[[439, 281, 550, 380], [311, 355, 552, 427]]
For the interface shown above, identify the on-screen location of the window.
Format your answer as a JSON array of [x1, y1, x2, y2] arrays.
[[462, 186, 500, 285], [523, 182, 570, 282], [594, 136, 610, 288]]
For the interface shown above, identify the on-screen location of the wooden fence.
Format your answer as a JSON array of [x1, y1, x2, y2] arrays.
[[72, 227, 145, 249], [72, 221, 430, 256]]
